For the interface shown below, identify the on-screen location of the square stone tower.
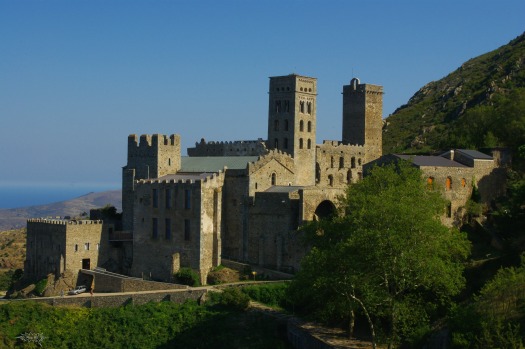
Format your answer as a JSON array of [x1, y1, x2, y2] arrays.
[[267, 74, 317, 186], [342, 78, 383, 163]]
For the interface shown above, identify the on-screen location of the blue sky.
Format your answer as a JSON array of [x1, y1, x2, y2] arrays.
[[1, 0, 524, 189]]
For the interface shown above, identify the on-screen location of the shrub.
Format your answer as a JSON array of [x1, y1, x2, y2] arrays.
[[242, 283, 289, 307], [34, 278, 48, 296], [174, 268, 201, 287], [211, 287, 250, 311]]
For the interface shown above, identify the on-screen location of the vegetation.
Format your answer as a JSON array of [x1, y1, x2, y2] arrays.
[[174, 267, 201, 287], [289, 162, 471, 348], [0, 269, 22, 291], [242, 282, 290, 308], [450, 255, 525, 348], [0, 291, 291, 349], [384, 33, 525, 154], [33, 278, 48, 297]]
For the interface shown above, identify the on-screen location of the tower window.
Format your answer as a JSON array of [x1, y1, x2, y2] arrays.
[[358, 158, 362, 166], [184, 189, 191, 209], [299, 138, 304, 149], [307, 121, 312, 132], [328, 175, 334, 187], [307, 139, 311, 149], [271, 173, 276, 185], [152, 218, 158, 239], [152, 189, 158, 208], [166, 188, 171, 209], [274, 138, 279, 148], [275, 100, 281, 113], [300, 101, 305, 113], [299, 120, 304, 132], [284, 138, 288, 149], [284, 120, 289, 131], [284, 100, 290, 112], [330, 156, 334, 168], [339, 157, 344, 169], [347, 170, 352, 183], [307, 102, 312, 114], [274, 120, 279, 131]]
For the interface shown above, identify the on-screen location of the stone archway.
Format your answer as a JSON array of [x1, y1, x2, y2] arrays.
[[314, 200, 336, 220]]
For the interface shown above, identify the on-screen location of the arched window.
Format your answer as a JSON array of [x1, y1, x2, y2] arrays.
[[284, 119, 289, 131], [446, 177, 452, 191], [461, 178, 466, 187], [275, 100, 281, 113], [351, 157, 356, 168], [307, 139, 311, 149], [274, 120, 279, 131], [271, 173, 276, 185], [427, 177, 434, 190], [299, 120, 304, 132], [300, 101, 305, 113], [328, 175, 334, 187], [299, 138, 303, 149], [307, 102, 312, 114], [339, 157, 344, 169], [347, 170, 352, 183], [330, 156, 334, 168], [255, 183, 258, 190], [307, 121, 312, 132], [284, 100, 290, 112]]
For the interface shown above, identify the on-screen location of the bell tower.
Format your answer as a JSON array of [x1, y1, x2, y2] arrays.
[[342, 78, 383, 163], [267, 74, 317, 186]]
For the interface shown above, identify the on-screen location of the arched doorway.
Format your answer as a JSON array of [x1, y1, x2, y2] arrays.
[[314, 200, 336, 220]]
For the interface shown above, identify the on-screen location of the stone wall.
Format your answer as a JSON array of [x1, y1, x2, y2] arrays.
[[187, 139, 268, 157], [25, 219, 111, 285]]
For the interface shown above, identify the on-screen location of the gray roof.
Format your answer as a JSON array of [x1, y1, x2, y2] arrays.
[[455, 149, 493, 160], [180, 156, 258, 173], [265, 186, 304, 193], [395, 155, 468, 168], [157, 173, 214, 181]]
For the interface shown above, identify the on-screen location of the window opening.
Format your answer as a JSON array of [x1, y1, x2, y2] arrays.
[[271, 173, 276, 185], [184, 219, 191, 241]]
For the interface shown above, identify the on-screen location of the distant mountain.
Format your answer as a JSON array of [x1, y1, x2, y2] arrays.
[[383, 32, 525, 154], [0, 190, 122, 231]]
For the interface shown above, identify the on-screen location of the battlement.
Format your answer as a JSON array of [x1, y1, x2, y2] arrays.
[[27, 218, 104, 225], [136, 170, 225, 188], [344, 78, 383, 95], [128, 134, 180, 148], [187, 138, 267, 157], [318, 140, 365, 151]]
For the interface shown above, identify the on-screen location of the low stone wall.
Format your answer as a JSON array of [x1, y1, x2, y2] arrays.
[[21, 288, 207, 308], [221, 259, 293, 280]]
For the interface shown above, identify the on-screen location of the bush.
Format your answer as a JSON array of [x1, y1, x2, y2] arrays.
[[242, 283, 289, 308], [211, 287, 250, 311], [174, 268, 201, 287], [0, 269, 22, 291], [34, 278, 48, 296]]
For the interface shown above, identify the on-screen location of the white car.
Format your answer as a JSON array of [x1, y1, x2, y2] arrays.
[[68, 286, 87, 295]]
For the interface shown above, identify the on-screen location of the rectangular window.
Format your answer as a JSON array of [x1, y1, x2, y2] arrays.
[[165, 218, 171, 239], [184, 219, 190, 241], [166, 188, 171, 208], [152, 189, 158, 208], [84, 243, 90, 251], [152, 218, 158, 239], [184, 189, 191, 209]]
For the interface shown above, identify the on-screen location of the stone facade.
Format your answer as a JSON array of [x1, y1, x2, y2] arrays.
[[27, 73, 504, 290], [25, 219, 113, 284]]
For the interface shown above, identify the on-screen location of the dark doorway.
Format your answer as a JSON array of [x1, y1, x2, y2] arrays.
[[314, 200, 336, 220], [82, 258, 91, 270]]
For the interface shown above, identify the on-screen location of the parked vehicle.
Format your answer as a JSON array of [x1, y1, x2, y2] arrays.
[[68, 285, 87, 295]]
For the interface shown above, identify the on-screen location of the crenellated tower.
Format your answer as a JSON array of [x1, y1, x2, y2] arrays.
[[342, 78, 383, 163], [122, 134, 181, 231], [267, 74, 317, 186]]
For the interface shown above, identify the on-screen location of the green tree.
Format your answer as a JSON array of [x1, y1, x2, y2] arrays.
[[290, 162, 470, 348]]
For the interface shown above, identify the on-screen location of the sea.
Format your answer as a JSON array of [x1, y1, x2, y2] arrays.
[[0, 183, 120, 209]]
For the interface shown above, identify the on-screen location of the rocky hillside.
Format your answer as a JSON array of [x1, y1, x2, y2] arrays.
[[0, 190, 121, 231], [383, 32, 525, 154]]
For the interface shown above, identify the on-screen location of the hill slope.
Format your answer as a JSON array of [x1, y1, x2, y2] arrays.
[[0, 190, 122, 231], [383, 32, 525, 154]]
